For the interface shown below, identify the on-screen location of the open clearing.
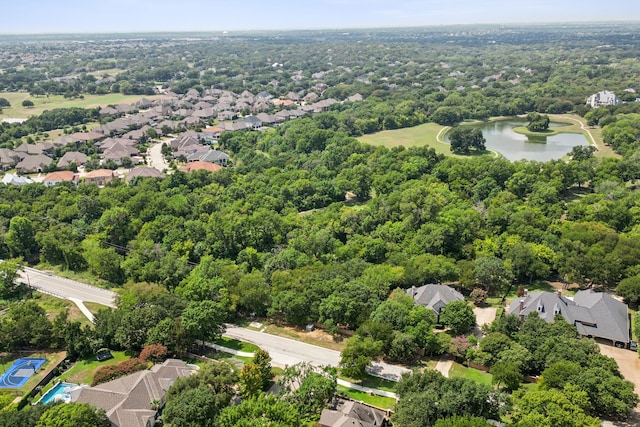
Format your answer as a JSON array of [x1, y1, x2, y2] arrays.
[[0, 92, 163, 119], [359, 122, 451, 155]]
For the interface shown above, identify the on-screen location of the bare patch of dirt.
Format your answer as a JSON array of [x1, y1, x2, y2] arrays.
[[266, 324, 346, 352]]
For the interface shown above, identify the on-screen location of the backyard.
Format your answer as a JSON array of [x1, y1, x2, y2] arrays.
[[58, 351, 130, 385]]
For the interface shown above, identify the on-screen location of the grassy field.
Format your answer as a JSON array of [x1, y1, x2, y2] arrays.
[[336, 386, 397, 409], [33, 292, 92, 326], [83, 302, 110, 315], [0, 92, 162, 119], [359, 123, 452, 155], [264, 323, 347, 352], [59, 351, 130, 385]]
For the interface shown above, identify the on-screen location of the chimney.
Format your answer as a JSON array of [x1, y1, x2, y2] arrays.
[[556, 289, 562, 298], [519, 298, 524, 312], [524, 288, 528, 297], [411, 285, 416, 298]]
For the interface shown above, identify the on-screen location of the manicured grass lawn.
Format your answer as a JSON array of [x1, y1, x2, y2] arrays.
[[0, 92, 162, 119], [449, 362, 493, 386], [214, 337, 259, 353], [336, 386, 396, 409], [60, 351, 130, 385], [339, 373, 397, 392], [359, 123, 451, 155]]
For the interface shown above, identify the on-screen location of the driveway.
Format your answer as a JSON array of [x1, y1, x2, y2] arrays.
[[598, 344, 640, 395], [472, 306, 497, 337]]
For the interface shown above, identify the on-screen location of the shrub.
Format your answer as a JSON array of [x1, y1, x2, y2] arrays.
[[470, 288, 488, 305], [449, 336, 472, 361], [92, 358, 148, 386], [140, 344, 168, 363]]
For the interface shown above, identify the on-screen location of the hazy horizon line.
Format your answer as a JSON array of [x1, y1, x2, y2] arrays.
[[1, 19, 638, 37]]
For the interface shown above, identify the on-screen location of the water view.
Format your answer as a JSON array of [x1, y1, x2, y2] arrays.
[[447, 119, 590, 162]]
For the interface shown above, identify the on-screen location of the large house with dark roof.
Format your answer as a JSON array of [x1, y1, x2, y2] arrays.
[[508, 290, 631, 348], [407, 284, 465, 321], [69, 359, 197, 427], [320, 397, 389, 427]]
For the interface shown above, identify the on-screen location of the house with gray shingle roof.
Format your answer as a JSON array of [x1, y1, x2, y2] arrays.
[[2, 173, 34, 186], [407, 284, 464, 321], [69, 359, 197, 427], [186, 149, 230, 166], [58, 151, 88, 169], [127, 167, 164, 183], [320, 397, 389, 427], [508, 290, 630, 348], [15, 154, 53, 173], [0, 148, 20, 170]]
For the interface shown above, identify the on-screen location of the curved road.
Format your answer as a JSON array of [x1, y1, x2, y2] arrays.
[[9, 265, 409, 381], [223, 324, 410, 381], [147, 139, 171, 172], [17, 266, 116, 308]]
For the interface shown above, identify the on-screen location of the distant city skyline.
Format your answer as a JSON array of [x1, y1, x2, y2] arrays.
[[1, 0, 639, 34]]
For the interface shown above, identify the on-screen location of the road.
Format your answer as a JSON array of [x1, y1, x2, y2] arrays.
[[17, 266, 117, 308], [223, 325, 410, 381], [147, 139, 170, 172], [9, 265, 410, 380]]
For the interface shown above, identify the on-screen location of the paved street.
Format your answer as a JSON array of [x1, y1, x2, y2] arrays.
[[223, 325, 410, 381], [17, 266, 117, 307], [147, 139, 170, 172]]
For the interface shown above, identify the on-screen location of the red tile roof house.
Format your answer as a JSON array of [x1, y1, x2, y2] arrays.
[[43, 171, 79, 187], [84, 169, 116, 186], [179, 161, 223, 174]]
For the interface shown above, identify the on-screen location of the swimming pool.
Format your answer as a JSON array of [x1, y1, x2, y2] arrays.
[[38, 381, 79, 405]]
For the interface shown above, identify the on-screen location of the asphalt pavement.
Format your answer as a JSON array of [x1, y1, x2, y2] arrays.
[[223, 324, 410, 381], [17, 266, 117, 307]]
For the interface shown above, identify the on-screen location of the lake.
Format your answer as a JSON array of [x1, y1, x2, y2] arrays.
[[445, 119, 589, 162]]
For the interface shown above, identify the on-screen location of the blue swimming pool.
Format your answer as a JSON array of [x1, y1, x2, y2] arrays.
[[38, 382, 78, 405]]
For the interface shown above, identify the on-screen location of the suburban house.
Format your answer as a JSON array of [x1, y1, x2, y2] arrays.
[[186, 149, 230, 166], [587, 90, 621, 108], [57, 151, 88, 169], [179, 161, 223, 174], [319, 398, 389, 427], [407, 284, 465, 321], [69, 359, 198, 427], [0, 148, 20, 170], [508, 290, 631, 348], [126, 167, 164, 183], [1, 173, 34, 186], [43, 171, 79, 186], [84, 169, 116, 186], [15, 154, 53, 173]]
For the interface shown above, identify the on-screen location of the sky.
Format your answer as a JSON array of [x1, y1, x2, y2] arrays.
[[1, 0, 639, 34]]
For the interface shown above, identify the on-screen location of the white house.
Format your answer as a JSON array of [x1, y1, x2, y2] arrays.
[[586, 90, 621, 108]]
